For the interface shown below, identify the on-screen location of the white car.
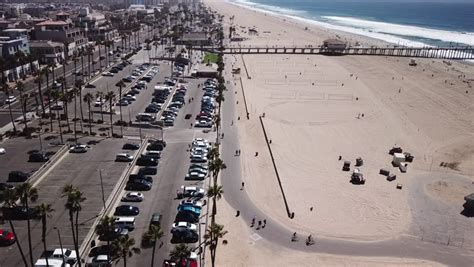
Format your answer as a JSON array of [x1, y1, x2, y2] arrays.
[[52, 248, 77, 265], [185, 172, 206, 180], [193, 141, 211, 149], [4, 96, 17, 104], [190, 154, 207, 163], [69, 144, 89, 153], [172, 221, 197, 232], [102, 71, 114, 77], [181, 199, 204, 208], [195, 120, 212, 128], [193, 138, 209, 144], [122, 192, 144, 202], [95, 98, 105, 107], [180, 186, 205, 198], [0, 148, 5, 155], [191, 147, 208, 155]]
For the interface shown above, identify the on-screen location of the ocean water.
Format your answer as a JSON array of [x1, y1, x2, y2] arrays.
[[230, 0, 474, 47]]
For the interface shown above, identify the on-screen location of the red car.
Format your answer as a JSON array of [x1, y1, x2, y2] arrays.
[[0, 229, 16, 246]]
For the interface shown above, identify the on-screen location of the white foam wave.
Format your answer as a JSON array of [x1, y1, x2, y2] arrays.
[[228, 0, 474, 48], [324, 16, 474, 46]]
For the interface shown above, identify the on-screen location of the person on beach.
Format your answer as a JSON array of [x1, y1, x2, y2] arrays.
[[241, 182, 245, 189]]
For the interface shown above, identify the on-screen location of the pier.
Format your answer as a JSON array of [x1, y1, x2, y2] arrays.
[[193, 46, 474, 60]]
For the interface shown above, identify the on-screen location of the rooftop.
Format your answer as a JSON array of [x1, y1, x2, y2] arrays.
[[36, 20, 68, 26]]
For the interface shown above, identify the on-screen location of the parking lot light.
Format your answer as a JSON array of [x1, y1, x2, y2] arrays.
[[53, 227, 65, 266]]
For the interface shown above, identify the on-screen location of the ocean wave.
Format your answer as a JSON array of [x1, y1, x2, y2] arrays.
[[228, 0, 474, 47], [323, 16, 474, 46]]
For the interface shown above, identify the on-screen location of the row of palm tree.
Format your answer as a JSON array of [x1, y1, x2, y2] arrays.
[[0, 182, 57, 267]]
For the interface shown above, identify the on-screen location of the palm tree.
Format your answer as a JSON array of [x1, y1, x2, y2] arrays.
[[142, 225, 163, 267], [112, 235, 140, 267], [16, 81, 29, 134], [16, 182, 39, 267], [44, 67, 54, 131], [105, 91, 116, 136], [95, 215, 116, 241], [87, 45, 93, 80], [115, 81, 126, 135], [51, 90, 64, 143], [62, 184, 86, 267], [73, 79, 85, 125], [169, 244, 191, 264], [0, 188, 28, 266], [14, 50, 27, 80], [83, 92, 94, 134], [96, 92, 105, 122], [97, 41, 103, 70], [204, 223, 228, 267], [60, 91, 72, 132], [1, 84, 16, 133], [207, 184, 224, 225], [34, 72, 46, 116], [72, 88, 79, 143], [37, 203, 55, 267]]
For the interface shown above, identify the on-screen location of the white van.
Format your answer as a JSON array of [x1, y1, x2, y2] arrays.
[[114, 216, 135, 230]]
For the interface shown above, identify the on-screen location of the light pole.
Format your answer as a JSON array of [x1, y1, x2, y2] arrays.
[[99, 170, 106, 211], [53, 227, 65, 266]]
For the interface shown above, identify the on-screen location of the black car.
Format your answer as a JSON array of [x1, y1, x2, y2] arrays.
[[136, 156, 158, 167], [0, 183, 15, 191], [129, 174, 153, 183], [149, 139, 167, 147], [110, 68, 119, 73], [125, 181, 152, 191], [122, 143, 140, 150], [2, 206, 38, 220], [8, 171, 30, 182], [89, 245, 114, 257], [138, 167, 157, 175], [29, 152, 49, 162], [85, 83, 96, 88], [98, 227, 128, 242], [114, 205, 139, 216], [171, 229, 198, 243], [146, 143, 164, 151], [174, 211, 199, 224], [145, 107, 159, 113]]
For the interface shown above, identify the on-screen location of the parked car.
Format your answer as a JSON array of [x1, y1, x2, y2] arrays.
[[136, 156, 158, 167], [125, 180, 152, 191], [129, 174, 153, 184], [122, 143, 140, 150], [4, 96, 16, 104], [69, 144, 89, 153], [179, 186, 205, 199], [185, 172, 206, 181], [190, 154, 207, 163], [115, 153, 133, 162], [180, 199, 204, 208], [98, 227, 128, 241], [171, 228, 198, 243], [171, 222, 198, 233], [85, 83, 96, 88], [8, 171, 30, 182], [121, 192, 144, 202], [187, 168, 207, 176], [138, 167, 157, 175], [174, 211, 199, 224], [0, 229, 16, 246], [52, 248, 78, 265], [114, 205, 139, 216], [102, 71, 114, 77], [2, 206, 38, 220], [29, 152, 49, 162], [150, 212, 162, 227]]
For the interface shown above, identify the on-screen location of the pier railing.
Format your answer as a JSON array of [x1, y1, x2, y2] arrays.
[[193, 45, 474, 60]]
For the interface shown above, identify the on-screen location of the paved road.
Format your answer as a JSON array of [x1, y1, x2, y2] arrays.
[[218, 55, 474, 266]]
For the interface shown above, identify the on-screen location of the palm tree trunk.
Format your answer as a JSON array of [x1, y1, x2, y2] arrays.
[[7, 101, 16, 133], [75, 211, 82, 267], [69, 211, 78, 266], [123, 254, 127, 267], [109, 100, 114, 136], [98, 44, 102, 70], [64, 97, 71, 132], [46, 75, 53, 131], [100, 104, 104, 121], [74, 94, 78, 143], [25, 199, 34, 267], [79, 90, 84, 131], [9, 220, 28, 267], [42, 216, 50, 267], [151, 241, 156, 267], [81, 54, 84, 83], [20, 92, 28, 133], [88, 102, 92, 134], [211, 241, 218, 267], [57, 110, 63, 143]]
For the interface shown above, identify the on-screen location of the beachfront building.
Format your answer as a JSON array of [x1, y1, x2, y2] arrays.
[[73, 8, 118, 42], [322, 38, 347, 53], [29, 40, 65, 65], [33, 19, 88, 57], [0, 28, 37, 83]]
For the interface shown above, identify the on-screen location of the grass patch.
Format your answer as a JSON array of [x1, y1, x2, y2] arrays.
[[204, 53, 218, 64]]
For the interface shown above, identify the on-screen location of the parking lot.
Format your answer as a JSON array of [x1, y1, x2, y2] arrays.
[[0, 137, 136, 266], [0, 135, 62, 184]]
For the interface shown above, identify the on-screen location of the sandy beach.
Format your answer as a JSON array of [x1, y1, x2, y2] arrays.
[[203, 0, 474, 265]]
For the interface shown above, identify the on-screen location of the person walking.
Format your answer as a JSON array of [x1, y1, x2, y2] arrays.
[[241, 182, 245, 189]]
